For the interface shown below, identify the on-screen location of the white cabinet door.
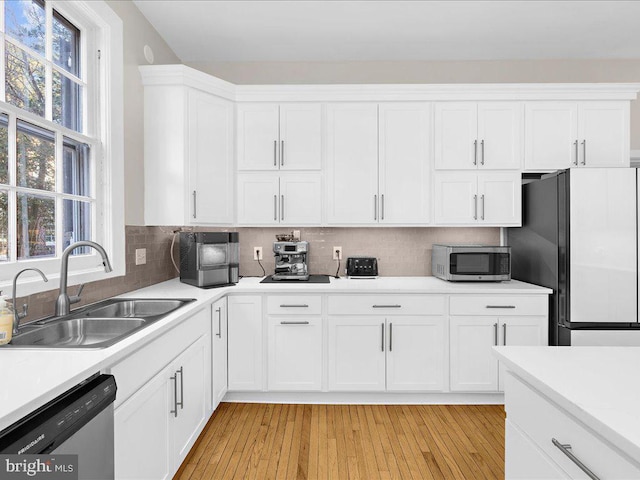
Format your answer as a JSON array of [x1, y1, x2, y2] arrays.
[[328, 317, 386, 391], [498, 316, 548, 391], [326, 103, 379, 224], [578, 101, 630, 167], [477, 172, 521, 226], [449, 317, 499, 391], [188, 90, 234, 224], [237, 103, 280, 170], [434, 102, 477, 170], [524, 102, 578, 171], [279, 173, 322, 225], [268, 316, 322, 391], [378, 103, 431, 225], [212, 298, 227, 410], [173, 334, 210, 465], [477, 102, 523, 170], [434, 172, 478, 225], [228, 296, 264, 391], [386, 316, 446, 392], [115, 368, 172, 480], [279, 103, 322, 170], [237, 173, 280, 225]]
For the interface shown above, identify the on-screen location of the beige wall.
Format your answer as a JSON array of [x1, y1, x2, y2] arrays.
[[106, 1, 181, 225], [187, 59, 640, 149]]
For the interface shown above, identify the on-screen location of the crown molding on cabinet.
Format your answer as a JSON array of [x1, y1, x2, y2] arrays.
[[140, 65, 640, 103]]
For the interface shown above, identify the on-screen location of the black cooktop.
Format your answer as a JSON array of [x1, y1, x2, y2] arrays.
[[260, 274, 331, 284]]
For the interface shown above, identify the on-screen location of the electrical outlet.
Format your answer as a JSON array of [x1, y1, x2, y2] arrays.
[[333, 246, 342, 260], [253, 247, 263, 261], [135, 248, 147, 265]]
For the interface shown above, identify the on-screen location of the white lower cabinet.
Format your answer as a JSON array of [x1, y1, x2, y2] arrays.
[[228, 295, 264, 391], [211, 297, 228, 410]]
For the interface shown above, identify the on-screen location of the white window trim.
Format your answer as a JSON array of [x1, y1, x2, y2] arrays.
[[0, 1, 124, 299]]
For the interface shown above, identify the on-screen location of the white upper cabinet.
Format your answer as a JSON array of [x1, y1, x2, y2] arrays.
[[378, 103, 431, 225], [525, 101, 630, 171], [435, 102, 523, 170], [326, 103, 379, 224], [237, 103, 322, 171]]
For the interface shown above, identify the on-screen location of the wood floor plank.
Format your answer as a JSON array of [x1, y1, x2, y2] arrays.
[[174, 403, 505, 480]]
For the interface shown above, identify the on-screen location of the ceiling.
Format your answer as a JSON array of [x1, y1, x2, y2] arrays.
[[132, 1, 640, 63]]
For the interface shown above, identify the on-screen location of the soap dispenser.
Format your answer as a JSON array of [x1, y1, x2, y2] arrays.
[[0, 292, 14, 345]]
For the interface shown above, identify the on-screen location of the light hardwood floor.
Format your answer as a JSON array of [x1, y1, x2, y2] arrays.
[[175, 403, 505, 480]]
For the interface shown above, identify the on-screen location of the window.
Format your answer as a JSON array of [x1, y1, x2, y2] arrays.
[[0, 0, 124, 295]]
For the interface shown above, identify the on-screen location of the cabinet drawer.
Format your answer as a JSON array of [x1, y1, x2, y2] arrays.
[[450, 295, 547, 316], [267, 295, 322, 315], [506, 373, 640, 479], [328, 295, 445, 315]]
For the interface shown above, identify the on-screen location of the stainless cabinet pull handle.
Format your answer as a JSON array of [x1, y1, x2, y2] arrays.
[[480, 194, 485, 220], [552, 439, 601, 480], [374, 194, 377, 220], [170, 373, 178, 417], [216, 307, 222, 338], [192, 190, 197, 219], [279, 304, 309, 308], [389, 322, 393, 352], [274, 140, 277, 166], [486, 305, 516, 309], [381, 194, 385, 220], [473, 139, 478, 166], [281, 140, 284, 166], [274, 195, 277, 221], [574, 140, 579, 166], [493, 323, 498, 346], [503, 323, 507, 345], [281, 195, 284, 221], [280, 321, 310, 325], [372, 304, 401, 308], [381, 322, 385, 352], [474, 194, 478, 220], [177, 366, 184, 410], [480, 140, 485, 165], [581, 139, 586, 165]]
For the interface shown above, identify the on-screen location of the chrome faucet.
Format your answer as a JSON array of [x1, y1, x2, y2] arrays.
[[11, 268, 48, 335], [55, 241, 113, 316]]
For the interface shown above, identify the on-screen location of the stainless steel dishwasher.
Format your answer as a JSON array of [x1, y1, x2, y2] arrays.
[[0, 373, 117, 480]]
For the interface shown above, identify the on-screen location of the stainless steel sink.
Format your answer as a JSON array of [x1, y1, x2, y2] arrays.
[[4, 298, 195, 349]]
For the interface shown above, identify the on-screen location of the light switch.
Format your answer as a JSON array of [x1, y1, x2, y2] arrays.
[[135, 248, 147, 265]]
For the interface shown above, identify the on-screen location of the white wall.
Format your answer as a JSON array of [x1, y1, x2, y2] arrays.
[[106, 0, 181, 225]]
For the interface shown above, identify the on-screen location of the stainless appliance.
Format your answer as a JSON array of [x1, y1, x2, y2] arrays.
[[180, 232, 239, 288], [346, 257, 378, 278], [432, 244, 511, 282], [272, 241, 309, 281], [0, 373, 117, 480], [508, 168, 640, 346]]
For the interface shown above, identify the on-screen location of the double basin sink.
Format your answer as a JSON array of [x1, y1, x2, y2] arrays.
[[5, 298, 195, 349]]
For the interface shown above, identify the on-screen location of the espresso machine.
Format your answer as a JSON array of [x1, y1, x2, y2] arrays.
[[272, 241, 310, 281]]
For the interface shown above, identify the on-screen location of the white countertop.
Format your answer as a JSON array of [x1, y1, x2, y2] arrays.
[[0, 276, 550, 431], [493, 346, 640, 463]]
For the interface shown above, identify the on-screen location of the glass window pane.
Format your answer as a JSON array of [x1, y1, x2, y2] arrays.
[[63, 138, 90, 196], [0, 115, 8, 184], [4, 0, 46, 56], [17, 120, 55, 191], [53, 10, 80, 76], [62, 199, 90, 254], [5, 42, 45, 117], [53, 71, 82, 132], [17, 192, 55, 259], [0, 191, 8, 262]]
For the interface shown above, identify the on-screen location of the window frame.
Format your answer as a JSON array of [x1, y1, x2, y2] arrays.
[[0, 0, 124, 298]]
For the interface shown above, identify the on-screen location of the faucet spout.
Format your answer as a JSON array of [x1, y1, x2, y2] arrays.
[[55, 241, 113, 317], [11, 268, 48, 335]]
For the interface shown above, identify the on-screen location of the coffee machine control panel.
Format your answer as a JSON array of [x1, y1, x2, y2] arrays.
[[273, 241, 308, 254]]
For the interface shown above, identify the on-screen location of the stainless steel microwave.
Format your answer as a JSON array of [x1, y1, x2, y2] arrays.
[[431, 244, 511, 282]]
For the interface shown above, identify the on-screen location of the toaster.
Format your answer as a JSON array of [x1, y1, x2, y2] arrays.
[[346, 257, 378, 278]]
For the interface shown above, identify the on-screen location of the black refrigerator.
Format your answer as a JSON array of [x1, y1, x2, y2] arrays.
[[507, 168, 640, 346]]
